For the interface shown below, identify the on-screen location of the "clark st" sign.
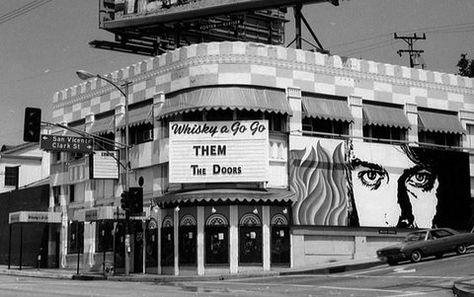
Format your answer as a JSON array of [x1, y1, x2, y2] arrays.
[[40, 134, 93, 153]]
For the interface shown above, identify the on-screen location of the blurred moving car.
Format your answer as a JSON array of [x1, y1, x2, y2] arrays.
[[376, 228, 474, 265]]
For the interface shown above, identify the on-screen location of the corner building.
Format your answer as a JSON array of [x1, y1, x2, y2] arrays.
[[51, 41, 474, 275]]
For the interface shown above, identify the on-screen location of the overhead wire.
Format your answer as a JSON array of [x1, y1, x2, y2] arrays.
[[0, 0, 53, 25]]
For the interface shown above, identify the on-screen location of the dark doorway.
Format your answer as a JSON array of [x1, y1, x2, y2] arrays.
[[205, 226, 229, 264], [114, 222, 125, 269], [239, 213, 262, 264], [179, 225, 197, 265], [161, 226, 174, 266], [145, 219, 158, 268], [132, 221, 143, 273], [271, 226, 290, 264]]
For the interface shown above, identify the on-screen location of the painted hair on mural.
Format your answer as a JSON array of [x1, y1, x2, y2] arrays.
[[289, 141, 348, 226]]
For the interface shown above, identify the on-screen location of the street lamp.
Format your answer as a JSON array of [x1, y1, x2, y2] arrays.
[[76, 69, 132, 275]]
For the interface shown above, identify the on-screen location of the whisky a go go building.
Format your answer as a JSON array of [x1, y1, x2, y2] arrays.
[[48, 42, 474, 275]]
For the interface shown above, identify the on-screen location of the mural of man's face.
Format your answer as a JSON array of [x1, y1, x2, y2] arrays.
[[351, 143, 438, 228]]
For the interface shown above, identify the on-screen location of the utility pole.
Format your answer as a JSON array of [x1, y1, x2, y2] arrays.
[[394, 33, 426, 68]]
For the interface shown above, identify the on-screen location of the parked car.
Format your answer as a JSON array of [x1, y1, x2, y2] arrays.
[[376, 228, 474, 265]]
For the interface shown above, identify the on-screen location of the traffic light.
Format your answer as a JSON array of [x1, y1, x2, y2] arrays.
[[120, 191, 129, 211], [23, 107, 42, 142], [128, 187, 143, 215]]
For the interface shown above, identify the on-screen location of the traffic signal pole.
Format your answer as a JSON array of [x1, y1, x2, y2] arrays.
[[123, 82, 131, 275]]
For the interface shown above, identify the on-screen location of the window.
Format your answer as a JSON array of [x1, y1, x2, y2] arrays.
[[4, 166, 19, 187], [94, 132, 115, 151], [265, 112, 286, 132], [205, 109, 234, 121], [419, 131, 461, 147], [181, 110, 202, 121], [68, 152, 84, 161], [303, 118, 348, 137], [68, 221, 84, 253], [363, 125, 407, 143], [129, 123, 154, 145], [52, 186, 61, 206], [96, 221, 114, 252], [69, 185, 75, 203], [53, 151, 61, 163]]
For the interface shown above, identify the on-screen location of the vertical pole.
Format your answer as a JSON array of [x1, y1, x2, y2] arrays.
[[19, 223, 23, 270], [113, 220, 117, 272], [294, 4, 302, 49], [142, 220, 146, 274], [123, 82, 131, 275], [102, 222, 106, 273], [8, 224, 12, 269], [76, 222, 80, 275]]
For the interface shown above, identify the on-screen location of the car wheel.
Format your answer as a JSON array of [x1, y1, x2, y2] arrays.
[[456, 244, 467, 255], [410, 250, 422, 263]]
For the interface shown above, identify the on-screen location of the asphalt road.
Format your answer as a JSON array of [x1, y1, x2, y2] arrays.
[[0, 252, 472, 296]]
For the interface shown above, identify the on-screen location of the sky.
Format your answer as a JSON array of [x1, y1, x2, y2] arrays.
[[0, 0, 473, 146]]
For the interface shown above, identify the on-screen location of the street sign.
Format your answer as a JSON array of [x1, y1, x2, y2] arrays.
[[40, 134, 93, 153]]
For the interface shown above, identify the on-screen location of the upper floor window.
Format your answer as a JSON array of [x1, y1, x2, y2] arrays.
[[303, 118, 348, 137], [418, 131, 461, 147], [301, 94, 352, 138], [362, 103, 410, 143], [129, 123, 154, 145], [418, 109, 464, 148], [363, 125, 407, 143], [4, 166, 19, 187]]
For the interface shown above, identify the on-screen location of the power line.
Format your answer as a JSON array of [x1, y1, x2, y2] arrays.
[[0, 0, 53, 25]]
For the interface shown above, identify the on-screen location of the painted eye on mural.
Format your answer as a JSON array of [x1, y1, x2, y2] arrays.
[[357, 169, 387, 190], [406, 169, 435, 191]]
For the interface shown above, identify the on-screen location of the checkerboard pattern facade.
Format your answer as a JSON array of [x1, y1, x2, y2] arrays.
[[53, 41, 474, 125]]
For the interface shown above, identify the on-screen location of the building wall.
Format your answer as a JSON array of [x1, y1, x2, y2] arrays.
[[0, 185, 53, 267], [51, 41, 474, 270]]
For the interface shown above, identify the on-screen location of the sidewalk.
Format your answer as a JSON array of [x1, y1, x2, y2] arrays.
[[0, 258, 382, 283]]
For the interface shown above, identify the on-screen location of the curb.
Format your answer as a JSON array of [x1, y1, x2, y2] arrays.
[[0, 260, 383, 283], [453, 279, 474, 297]]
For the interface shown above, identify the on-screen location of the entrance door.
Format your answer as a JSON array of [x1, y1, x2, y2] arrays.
[[239, 213, 262, 264], [145, 219, 158, 269], [271, 226, 290, 264], [270, 214, 290, 265], [132, 221, 143, 273], [179, 226, 197, 265], [205, 226, 229, 264]]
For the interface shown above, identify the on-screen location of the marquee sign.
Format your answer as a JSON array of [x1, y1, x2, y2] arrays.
[[89, 150, 119, 180], [169, 120, 269, 183]]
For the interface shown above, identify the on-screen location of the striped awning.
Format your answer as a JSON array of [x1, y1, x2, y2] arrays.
[[90, 116, 114, 134], [155, 188, 296, 207], [418, 110, 465, 134], [156, 87, 292, 118], [363, 104, 410, 129], [302, 96, 353, 122], [117, 104, 153, 128]]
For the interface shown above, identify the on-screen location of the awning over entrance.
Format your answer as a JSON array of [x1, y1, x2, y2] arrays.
[[74, 206, 125, 221], [117, 104, 153, 128], [418, 110, 465, 134], [9, 211, 62, 224], [155, 188, 296, 207], [90, 116, 114, 134], [302, 96, 353, 122], [363, 104, 410, 129], [156, 87, 292, 118]]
